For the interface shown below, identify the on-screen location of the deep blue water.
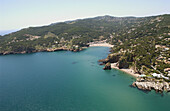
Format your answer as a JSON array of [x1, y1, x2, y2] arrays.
[[0, 47, 170, 111]]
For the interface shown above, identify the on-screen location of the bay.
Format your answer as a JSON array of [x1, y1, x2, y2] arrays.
[[0, 47, 170, 111]]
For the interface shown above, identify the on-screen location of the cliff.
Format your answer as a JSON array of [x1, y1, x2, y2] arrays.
[[103, 62, 111, 70], [99, 53, 129, 70], [98, 53, 120, 64], [132, 77, 170, 93]]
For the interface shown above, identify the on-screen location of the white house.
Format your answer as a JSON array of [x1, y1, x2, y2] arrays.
[[152, 73, 161, 78]]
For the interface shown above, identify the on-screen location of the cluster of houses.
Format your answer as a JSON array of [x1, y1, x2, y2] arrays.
[[24, 34, 41, 41]]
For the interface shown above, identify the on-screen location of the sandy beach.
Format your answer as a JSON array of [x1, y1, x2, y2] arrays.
[[89, 43, 114, 47], [111, 63, 139, 78]]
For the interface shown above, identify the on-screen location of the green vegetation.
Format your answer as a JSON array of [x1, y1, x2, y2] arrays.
[[109, 14, 170, 75]]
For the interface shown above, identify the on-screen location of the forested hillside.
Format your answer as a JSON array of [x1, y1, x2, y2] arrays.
[[0, 15, 168, 54], [109, 15, 170, 75], [0, 15, 169, 68]]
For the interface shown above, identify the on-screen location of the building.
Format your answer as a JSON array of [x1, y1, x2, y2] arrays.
[[152, 73, 161, 78]]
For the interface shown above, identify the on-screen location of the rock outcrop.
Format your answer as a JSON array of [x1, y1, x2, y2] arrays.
[[132, 77, 170, 93], [98, 53, 120, 64], [98, 53, 130, 69], [107, 53, 120, 63], [103, 62, 111, 70]]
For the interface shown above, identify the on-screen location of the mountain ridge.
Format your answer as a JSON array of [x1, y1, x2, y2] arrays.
[[2, 14, 169, 36]]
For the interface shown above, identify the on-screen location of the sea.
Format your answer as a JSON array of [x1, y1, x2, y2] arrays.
[[0, 47, 170, 111]]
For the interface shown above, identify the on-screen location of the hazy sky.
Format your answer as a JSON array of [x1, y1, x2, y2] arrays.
[[0, 0, 170, 31]]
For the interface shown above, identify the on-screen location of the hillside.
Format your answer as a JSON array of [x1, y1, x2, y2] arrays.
[[0, 15, 168, 54]]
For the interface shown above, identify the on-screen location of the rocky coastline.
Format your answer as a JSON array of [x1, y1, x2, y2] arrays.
[[99, 53, 170, 93], [0, 47, 86, 55], [132, 77, 170, 93]]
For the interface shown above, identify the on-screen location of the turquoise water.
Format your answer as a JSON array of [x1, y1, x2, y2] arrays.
[[0, 47, 170, 111]]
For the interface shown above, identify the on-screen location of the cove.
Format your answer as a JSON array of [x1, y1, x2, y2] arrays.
[[0, 47, 170, 111]]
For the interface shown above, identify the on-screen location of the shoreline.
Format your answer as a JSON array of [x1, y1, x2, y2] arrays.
[[0, 47, 84, 55], [0, 43, 138, 78], [111, 63, 139, 78], [0, 43, 113, 56], [93, 44, 140, 78]]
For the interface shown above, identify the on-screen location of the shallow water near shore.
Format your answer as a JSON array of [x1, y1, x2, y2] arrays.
[[0, 47, 170, 111]]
